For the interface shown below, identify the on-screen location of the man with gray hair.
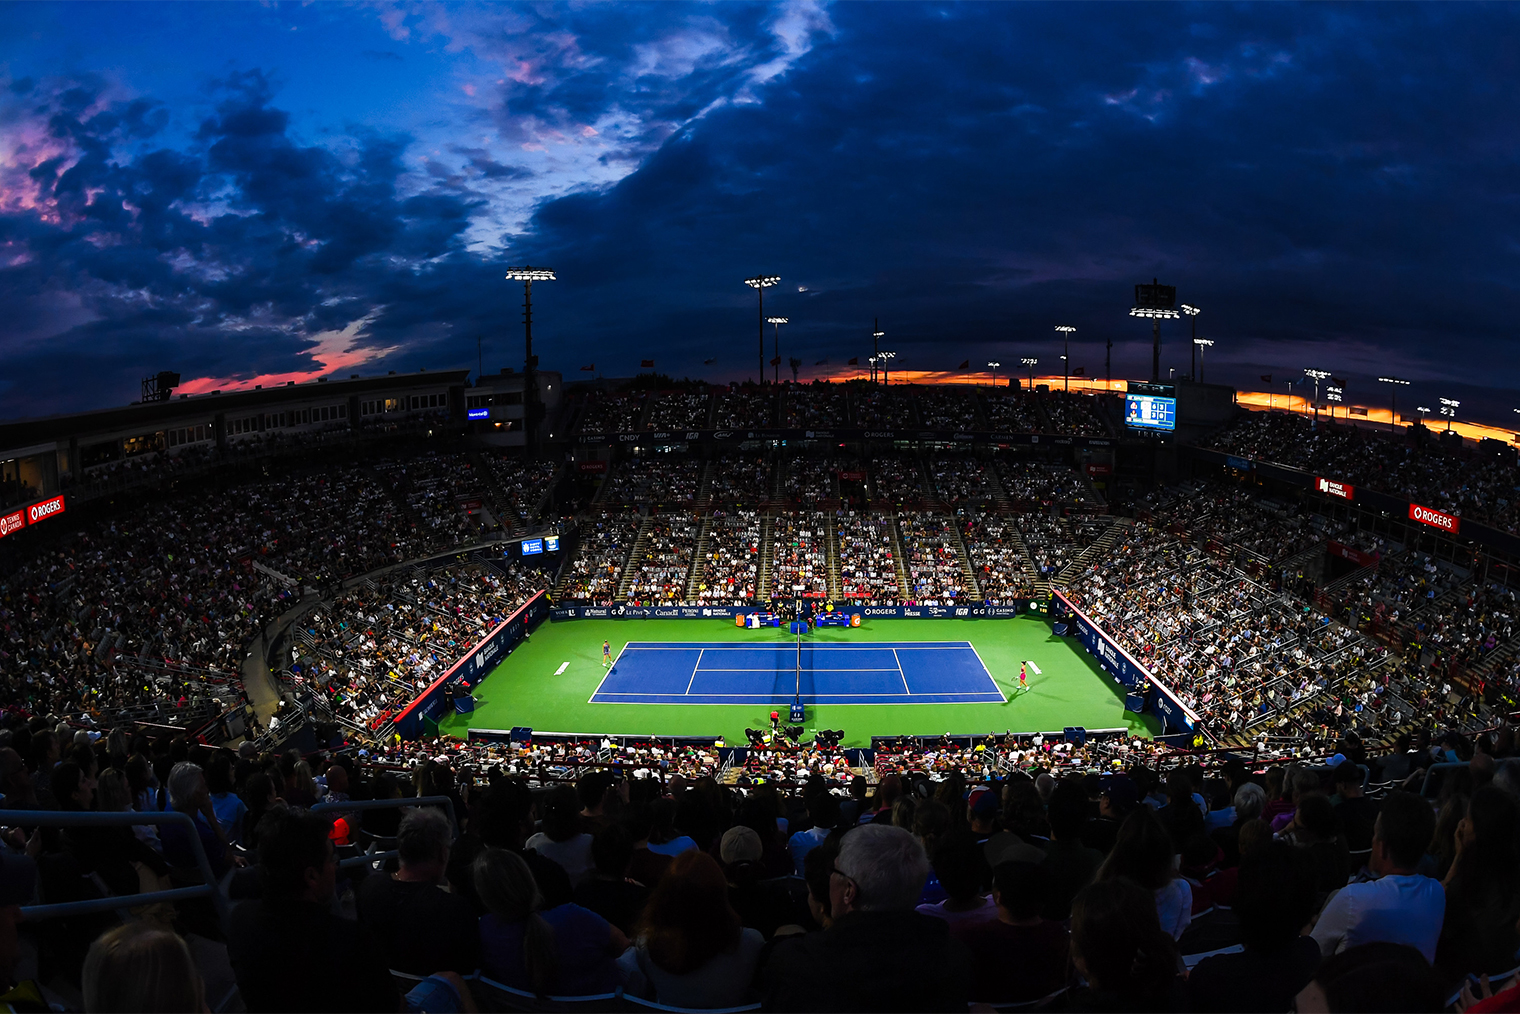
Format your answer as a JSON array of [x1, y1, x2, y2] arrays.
[[158, 761, 240, 881], [762, 824, 970, 1011], [355, 807, 480, 976]]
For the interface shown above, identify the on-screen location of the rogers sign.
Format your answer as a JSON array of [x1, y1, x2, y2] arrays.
[[1409, 503, 1460, 534], [1316, 476, 1354, 501], [26, 495, 65, 525]]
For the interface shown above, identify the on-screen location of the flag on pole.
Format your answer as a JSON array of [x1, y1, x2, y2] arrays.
[[770, 356, 782, 366], [1332, 376, 1347, 387], [958, 359, 970, 369], [641, 359, 655, 368], [1073, 366, 1085, 376], [814, 358, 829, 366], [1260, 374, 1273, 383], [848, 357, 859, 365], [580, 364, 595, 371]]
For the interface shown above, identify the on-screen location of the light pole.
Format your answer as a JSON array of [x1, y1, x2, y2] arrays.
[[1181, 305, 1200, 380], [766, 316, 788, 385], [1055, 326, 1076, 394], [987, 361, 1001, 387], [1304, 369, 1330, 423], [1377, 376, 1410, 433], [744, 275, 780, 385], [1020, 357, 1038, 392], [1439, 397, 1460, 433], [1326, 384, 1343, 420], [1193, 338, 1213, 384], [1417, 406, 1432, 428], [1130, 279, 1180, 383], [867, 355, 878, 383], [878, 350, 896, 386], [504, 265, 556, 456], [871, 321, 884, 384]]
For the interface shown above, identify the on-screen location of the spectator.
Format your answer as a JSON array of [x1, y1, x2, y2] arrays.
[[1435, 785, 1520, 986], [1294, 942, 1443, 1013], [573, 825, 649, 937], [1040, 779, 1103, 921], [645, 797, 698, 858], [228, 806, 402, 1013], [206, 753, 248, 847], [475, 846, 626, 996], [1214, 782, 1266, 867], [1311, 790, 1444, 962], [158, 762, 237, 881], [619, 850, 764, 1009], [526, 784, 594, 887], [1188, 841, 1321, 1013], [356, 807, 481, 976], [1095, 806, 1192, 940], [82, 924, 205, 1013], [761, 824, 971, 1012], [788, 792, 838, 876], [1332, 760, 1380, 854], [1084, 774, 1137, 854], [953, 860, 1069, 1004], [1280, 793, 1352, 897], [576, 772, 617, 836], [916, 830, 996, 927], [1068, 877, 1184, 1012], [0, 855, 43, 1012]]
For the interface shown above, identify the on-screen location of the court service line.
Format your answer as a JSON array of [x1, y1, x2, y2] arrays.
[[892, 648, 911, 695], [964, 642, 1010, 703], [684, 648, 705, 696]]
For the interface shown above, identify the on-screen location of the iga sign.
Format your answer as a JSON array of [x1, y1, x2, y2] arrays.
[[26, 495, 65, 525], [1409, 503, 1460, 534], [1316, 477, 1354, 501], [0, 509, 24, 539]]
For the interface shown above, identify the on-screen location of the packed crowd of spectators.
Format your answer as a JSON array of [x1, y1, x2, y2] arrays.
[[694, 511, 761, 606], [705, 455, 772, 505], [784, 387, 848, 428], [296, 563, 546, 730], [983, 388, 1044, 432], [645, 391, 711, 431], [484, 456, 558, 535], [1038, 391, 1112, 437], [929, 454, 1006, 505], [853, 389, 916, 428], [624, 518, 700, 606], [781, 456, 844, 507], [869, 454, 930, 502], [915, 387, 981, 430], [770, 514, 831, 599], [559, 514, 641, 605], [1208, 410, 1520, 535], [836, 513, 901, 602], [713, 386, 775, 430], [1021, 515, 1084, 580], [576, 393, 645, 434], [899, 514, 968, 603], [603, 455, 704, 504], [999, 461, 1101, 507], [374, 453, 485, 546], [959, 512, 1037, 604]]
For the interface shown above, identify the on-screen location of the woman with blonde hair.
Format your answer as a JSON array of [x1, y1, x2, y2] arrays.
[[82, 923, 205, 1012]]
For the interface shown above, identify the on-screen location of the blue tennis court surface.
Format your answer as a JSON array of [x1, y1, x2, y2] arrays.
[[589, 641, 1006, 706]]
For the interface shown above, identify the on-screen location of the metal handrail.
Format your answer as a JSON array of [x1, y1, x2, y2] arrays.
[[311, 795, 459, 870], [0, 809, 231, 929]]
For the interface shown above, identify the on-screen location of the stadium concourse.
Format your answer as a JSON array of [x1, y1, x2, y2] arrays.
[[0, 378, 1517, 1010]]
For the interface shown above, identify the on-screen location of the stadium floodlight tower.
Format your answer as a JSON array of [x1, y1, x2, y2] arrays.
[[1055, 326, 1076, 393], [987, 361, 1001, 387], [1440, 397, 1460, 432], [1130, 279, 1180, 383], [1193, 338, 1214, 384], [867, 355, 878, 383], [871, 321, 885, 383], [1180, 305, 1201, 379], [744, 275, 780, 385], [1377, 375, 1411, 433], [1417, 406, 1432, 426], [878, 350, 896, 386], [504, 265, 556, 456], [1304, 369, 1331, 422], [1020, 357, 1038, 391], [766, 317, 789, 384]]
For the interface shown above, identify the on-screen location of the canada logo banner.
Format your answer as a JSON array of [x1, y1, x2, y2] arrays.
[[1409, 503, 1460, 534], [0, 510, 23, 539]]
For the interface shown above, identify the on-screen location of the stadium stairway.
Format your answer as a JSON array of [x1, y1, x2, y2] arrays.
[[824, 514, 844, 600], [1053, 516, 1128, 586], [695, 459, 716, 506], [685, 515, 714, 601], [948, 516, 983, 599], [887, 514, 913, 600], [1005, 515, 1046, 594], [757, 514, 777, 601], [614, 516, 654, 604]]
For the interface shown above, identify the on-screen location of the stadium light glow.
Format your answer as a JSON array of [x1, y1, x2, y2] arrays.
[[1440, 396, 1460, 432], [1377, 375, 1411, 433], [987, 361, 1001, 387], [504, 264, 555, 457], [1304, 369, 1331, 422], [878, 350, 896, 386], [1131, 279, 1179, 382], [1193, 337, 1214, 384], [871, 321, 885, 383], [1020, 356, 1038, 390], [1181, 305, 1201, 381], [767, 316, 789, 385], [744, 275, 781, 385]]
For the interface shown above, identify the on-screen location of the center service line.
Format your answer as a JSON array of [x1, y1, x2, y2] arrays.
[[684, 648, 705, 696]]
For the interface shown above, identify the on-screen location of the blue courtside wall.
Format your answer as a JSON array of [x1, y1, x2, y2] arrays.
[[395, 590, 550, 740], [1048, 589, 1200, 736], [551, 603, 1029, 620]]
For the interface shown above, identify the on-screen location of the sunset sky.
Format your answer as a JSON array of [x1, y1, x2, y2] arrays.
[[3, 3, 1519, 425]]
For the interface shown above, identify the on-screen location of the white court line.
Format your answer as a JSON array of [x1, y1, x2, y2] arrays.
[[693, 667, 905, 673], [684, 648, 704, 696], [586, 642, 632, 703], [892, 648, 911, 694], [965, 642, 1009, 703]]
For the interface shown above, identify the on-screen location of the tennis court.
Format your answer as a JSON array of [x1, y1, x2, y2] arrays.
[[589, 640, 1005, 706]]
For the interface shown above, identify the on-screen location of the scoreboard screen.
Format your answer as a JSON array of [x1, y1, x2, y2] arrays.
[[1125, 394, 1176, 431]]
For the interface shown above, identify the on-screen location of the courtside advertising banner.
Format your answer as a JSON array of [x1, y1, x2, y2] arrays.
[[549, 603, 1029, 620], [26, 495, 65, 525], [1315, 477, 1354, 500], [0, 509, 24, 539]]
